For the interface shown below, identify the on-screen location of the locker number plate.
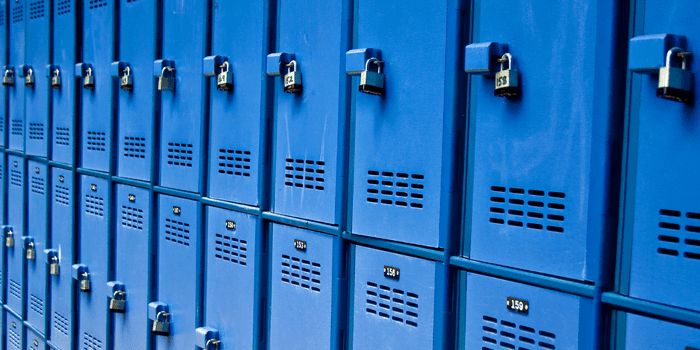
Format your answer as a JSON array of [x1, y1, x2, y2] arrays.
[[294, 239, 306, 251], [384, 265, 400, 280], [507, 297, 529, 315], [226, 220, 236, 230]]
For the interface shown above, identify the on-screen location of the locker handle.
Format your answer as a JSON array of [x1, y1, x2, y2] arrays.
[[464, 42, 509, 76], [195, 326, 220, 349]]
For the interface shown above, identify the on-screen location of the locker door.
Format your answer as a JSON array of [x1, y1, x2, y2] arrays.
[[6, 156, 25, 316], [79, 0, 116, 172], [51, 0, 78, 165], [116, 0, 157, 181], [206, 0, 271, 206], [466, 0, 621, 283], [349, 0, 463, 248], [6, 313, 23, 350], [48, 168, 73, 350], [626, 0, 700, 312], [25, 0, 50, 157], [0, 0, 7, 148], [625, 314, 700, 349], [8, 0, 26, 151], [26, 161, 48, 333], [27, 327, 45, 350], [113, 185, 150, 349], [155, 195, 201, 350], [76, 176, 110, 350], [270, 0, 350, 225], [158, 0, 209, 193], [0, 155, 5, 302]]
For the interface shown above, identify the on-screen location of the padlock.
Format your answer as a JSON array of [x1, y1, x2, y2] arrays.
[[120, 66, 133, 91], [25, 68, 35, 88], [657, 47, 693, 103], [359, 58, 385, 96], [152, 311, 171, 336], [109, 291, 126, 313], [2, 69, 14, 86], [158, 67, 175, 92], [80, 272, 91, 292], [205, 339, 221, 350], [84, 67, 95, 90], [5, 230, 14, 248], [216, 61, 233, 91], [494, 53, 520, 97], [51, 69, 61, 89], [283, 60, 302, 93], [26, 242, 36, 260], [50, 257, 59, 276]]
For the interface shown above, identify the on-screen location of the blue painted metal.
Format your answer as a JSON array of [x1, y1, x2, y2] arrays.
[[24, 0, 50, 157], [8, 0, 25, 151], [116, 0, 159, 182], [463, 42, 508, 75], [602, 292, 700, 330], [268, 0, 351, 225], [113, 184, 151, 349], [25, 161, 47, 333], [157, 0, 209, 194], [206, 0, 272, 207], [6, 312, 23, 350], [6, 155, 25, 317], [348, 0, 465, 249], [625, 313, 700, 349], [465, 0, 623, 285], [26, 326, 45, 350], [194, 326, 218, 349], [628, 34, 686, 73], [51, 0, 78, 166], [0, 0, 7, 148]]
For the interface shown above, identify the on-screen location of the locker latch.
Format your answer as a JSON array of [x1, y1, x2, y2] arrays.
[[195, 326, 221, 350], [23, 237, 36, 260], [346, 48, 385, 96], [45, 249, 59, 276], [148, 302, 171, 336], [266, 52, 302, 94], [3, 226, 14, 248], [203, 55, 233, 92], [108, 281, 127, 313], [72, 264, 91, 292], [2, 67, 15, 86]]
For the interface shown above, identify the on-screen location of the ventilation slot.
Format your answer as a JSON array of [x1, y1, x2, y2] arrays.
[[11, 119, 22, 135], [9, 279, 21, 300], [88, 0, 107, 10], [657, 209, 700, 260], [0, 9, 4, 26], [10, 169, 22, 187], [11, 5, 23, 23], [85, 194, 104, 217], [481, 315, 556, 350], [55, 185, 70, 205], [30, 294, 44, 316], [57, 0, 71, 15], [87, 131, 106, 152], [167, 142, 193, 167], [218, 149, 251, 177], [281, 254, 321, 292], [164, 218, 190, 246], [126, 0, 140, 2], [284, 158, 325, 190], [83, 332, 103, 350], [121, 206, 144, 230], [55, 127, 70, 146], [489, 186, 566, 233], [29, 1, 44, 19], [29, 123, 45, 140], [8, 327, 20, 349], [123, 136, 146, 159], [365, 281, 419, 327], [54, 312, 69, 336], [215, 233, 247, 267], [31, 176, 45, 195], [366, 171, 424, 209]]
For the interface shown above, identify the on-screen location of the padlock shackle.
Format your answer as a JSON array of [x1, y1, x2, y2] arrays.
[[4, 69, 13, 76], [365, 58, 384, 74], [123, 66, 131, 76], [82, 272, 89, 279], [86, 67, 92, 76], [219, 61, 229, 73], [113, 290, 126, 299], [205, 339, 221, 350], [286, 60, 298, 74], [155, 311, 170, 322], [161, 66, 175, 77], [27, 68, 33, 76], [53, 69, 60, 77], [499, 53, 513, 71]]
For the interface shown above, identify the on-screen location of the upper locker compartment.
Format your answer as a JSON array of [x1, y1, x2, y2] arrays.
[[25, 0, 50, 157], [464, 0, 623, 284], [51, 0, 78, 165], [348, 0, 465, 249], [8, 0, 26, 151]]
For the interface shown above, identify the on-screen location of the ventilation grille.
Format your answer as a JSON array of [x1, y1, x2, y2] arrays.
[[88, 0, 107, 10], [657, 209, 700, 260], [121, 206, 143, 230], [167, 142, 193, 167], [123, 136, 146, 159], [55, 127, 70, 146], [11, 5, 23, 23], [87, 131, 106, 152], [85, 194, 104, 217], [218, 149, 251, 177], [366, 170, 425, 208], [30, 294, 44, 316], [57, 0, 71, 15], [481, 315, 557, 350], [29, 123, 45, 140], [281, 254, 321, 292], [8, 326, 20, 349], [54, 312, 69, 336], [214, 232, 247, 267], [11, 119, 23, 135], [83, 332, 102, 350], [31, 176, 45, 195], [284, 158, 325, 190], [29, 1, 44, 19], [10, 279, 21, 300], [365, 281, 419, 327], [488, 186, 566, 233], [55, 185, 70, 206], [164, 218, 190, 246], [10, 169, 22, 187]]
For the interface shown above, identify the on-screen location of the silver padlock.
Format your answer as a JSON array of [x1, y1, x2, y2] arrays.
[[5, 230, 14, 248], [158, 67, 176, 92], [50, 256, 59, 276], [120, 66, 133, 91], [3, 69, 14, 86], [283, 60, 303, 93], [657, 47, 693, 103], [205, 339, 221, 350], [109, 291, 126, 313], [494, 53, 520, 97], [25, 68, 35, 88], [152, 311, 171, 336], [51, 69, 61, 89], [84, 67, 95, 90], [359, 58, 385, 96], [216, 61, 233, 91], [80, 272, 91, 292], [26, 242, 36, 260]]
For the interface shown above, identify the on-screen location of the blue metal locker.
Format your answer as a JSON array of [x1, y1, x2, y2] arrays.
[[77, 0, 116, 172], [47, 167, 73, 350], [206, 0, 271, 207], [0, 155, 5, 304], [152, 195, 202, 350], [464, 0, 622, 283], [203, 207, 263, 349], [268, 224, 343, 350], [347, 0, 464, 249], [157, 0, 209, 193], [463, 273, 597, 350], [624, 313, 700, 349], [6, 155, 25, 316], [27, 327, 45, 350], [0, 0, 7, 148], [74, 175, 110, 350], [24, 0, 50, 157], [8, 0, 26, 151], [624, 0, 700, 313], [51, 0, 78, 166], [6, 313, 23, 350], [115, 0, 158, 182], [26, 161, 47, 333], [266, 0, 350, 225], [351, 246, 452, 350], [112, 184, 151, 349]]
